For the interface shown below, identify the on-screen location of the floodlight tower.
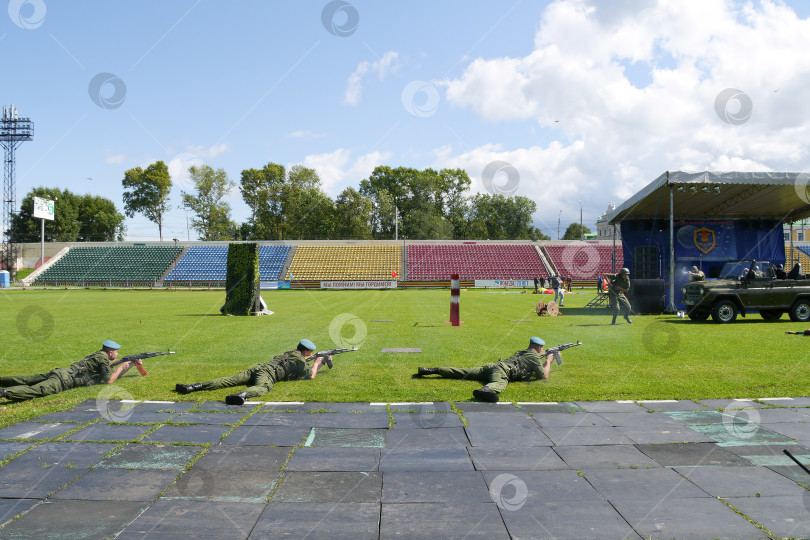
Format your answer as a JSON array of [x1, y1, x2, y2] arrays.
[[0, 105, 34, 278]]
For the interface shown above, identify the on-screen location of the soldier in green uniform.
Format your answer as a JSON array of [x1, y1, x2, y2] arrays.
[[0, 341, 136, 401], [413, 337, 556, 402], [174, 339, 330, 405], [603, 267, 632, 324]]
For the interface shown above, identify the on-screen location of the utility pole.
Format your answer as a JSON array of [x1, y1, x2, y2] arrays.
[[557, 210, 562, 240], [579, 200, 583, 241]]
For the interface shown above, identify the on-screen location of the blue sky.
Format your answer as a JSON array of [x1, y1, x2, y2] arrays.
[[3, 0, 810, 240]]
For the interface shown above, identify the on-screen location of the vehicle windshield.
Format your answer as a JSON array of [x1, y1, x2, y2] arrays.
[[717, 260, 772, 280]]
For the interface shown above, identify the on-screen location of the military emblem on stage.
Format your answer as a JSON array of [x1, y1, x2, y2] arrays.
[[694, 227, 716, 254]]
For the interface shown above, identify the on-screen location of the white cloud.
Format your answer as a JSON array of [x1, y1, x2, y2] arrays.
[[440, 0, 810, 214], [166, 143, 231, 191], [105, 154, 125, 164], [302, 149, 392, 195], [344, 51, 400, 106], [286, 130, 327, 139]]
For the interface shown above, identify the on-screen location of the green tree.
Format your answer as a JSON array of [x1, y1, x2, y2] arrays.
[[76, 194, 126, 241], [334, 188, 373, 239], [468, 194, 549, 240], [182, 165, 236, 241], [122, 161, 172, 241], [563, 222, 591, 240], [240, 162, 286, 239]]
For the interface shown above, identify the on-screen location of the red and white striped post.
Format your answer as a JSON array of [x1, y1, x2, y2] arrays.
[[450, 273, 460, 326]]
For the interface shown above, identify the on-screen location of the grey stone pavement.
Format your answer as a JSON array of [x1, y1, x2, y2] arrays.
[[1, 397, 810, 539]]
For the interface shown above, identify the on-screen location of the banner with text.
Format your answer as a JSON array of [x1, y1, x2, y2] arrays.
[[475, 279, 534, 288], [260, 281, 291, 290], [321, 280, 397, 289]]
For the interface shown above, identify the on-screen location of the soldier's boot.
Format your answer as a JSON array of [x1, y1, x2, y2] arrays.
[[0, 389, 7, 398], [611, 314, 618, 325], [225, 392, 248, 406], [624, 315, 633, 324], [175, 383, 203, 394], [472, 386, 499, 403], [416, 367, 439, 376]]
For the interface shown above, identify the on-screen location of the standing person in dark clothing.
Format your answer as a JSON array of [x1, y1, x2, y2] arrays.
[[603, 268, 632, 324]]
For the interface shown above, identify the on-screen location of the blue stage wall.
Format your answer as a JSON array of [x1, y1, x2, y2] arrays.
[[619, 219, 785, 309]]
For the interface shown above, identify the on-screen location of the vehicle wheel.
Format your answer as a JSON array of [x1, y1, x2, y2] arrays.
[[760, 309, 783, 321], [687, 310, 710, 321], [711, 300, 738, 323], [789, 300, 810, 322]]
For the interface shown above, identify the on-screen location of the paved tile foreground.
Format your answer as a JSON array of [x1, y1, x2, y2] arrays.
[[1, 397, 810, 539]]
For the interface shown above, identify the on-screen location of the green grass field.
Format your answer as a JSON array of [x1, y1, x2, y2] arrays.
[[1, 286, 808, 428]]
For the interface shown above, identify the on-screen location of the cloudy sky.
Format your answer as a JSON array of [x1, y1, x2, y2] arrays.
[[3, 0, 810, 240]]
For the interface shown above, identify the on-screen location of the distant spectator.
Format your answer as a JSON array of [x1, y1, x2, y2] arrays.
[[774, 264, 787, 279], [551, 275, 565, 306], [597, 276, 604, 292], [534, 277, 540, 293], [566, 276, 572, 291]]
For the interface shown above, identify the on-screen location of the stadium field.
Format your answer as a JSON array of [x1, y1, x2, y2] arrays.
[[1, 287, 808, 429]]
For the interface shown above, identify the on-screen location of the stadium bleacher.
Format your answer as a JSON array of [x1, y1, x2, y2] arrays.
[[164, 245, 290, 283], [407, 244, 548, 280], [35, 246, 182, 285], [544, 243, 624, 279], [788, 245, 810, 271], [286, 245, 400, 281]]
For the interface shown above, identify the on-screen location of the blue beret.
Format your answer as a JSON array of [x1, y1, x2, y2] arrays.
[[530, 336, 545, 346], [102, 340, 121, 350], [299, 339, 316, 351]]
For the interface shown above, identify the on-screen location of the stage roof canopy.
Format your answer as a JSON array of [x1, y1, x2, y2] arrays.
[[609, 171, 810, 224]]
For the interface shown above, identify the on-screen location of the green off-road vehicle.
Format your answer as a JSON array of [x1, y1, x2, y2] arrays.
[[681, 259, 810, 323]]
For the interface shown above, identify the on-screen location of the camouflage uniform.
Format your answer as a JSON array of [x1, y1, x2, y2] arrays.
[[196, 350, 310, 399], [435, 348, 545, 395], [605, 271, 632, 319], [0, 351, 113, 401]]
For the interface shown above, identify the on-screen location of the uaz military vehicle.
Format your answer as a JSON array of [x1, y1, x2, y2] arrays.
[[682, 259, 810, 323]]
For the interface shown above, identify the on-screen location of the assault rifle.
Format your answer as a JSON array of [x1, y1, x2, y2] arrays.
[[306, 347, 358, 369], [545, 341, 582, 365], [110, 351, 175, 376]]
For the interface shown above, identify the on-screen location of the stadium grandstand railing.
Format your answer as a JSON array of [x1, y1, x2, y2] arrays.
[[543, 243, 624, 279], [407, 244, 548, 280], [34, 246, 182, 286], [164, 245, 290, 284], [286, 245, 401, 281]]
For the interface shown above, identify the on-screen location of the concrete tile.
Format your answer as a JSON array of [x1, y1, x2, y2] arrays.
[[315, 412, 390, 428], [555, 444, 660, 469], [142, 424, 230, 444], [542, 426, 635, 446], [127, 401, 197, 413], [63, 423, 150, 442], [688, 422, 794, 445], [698, 398, 772, 410], [464, 411, 535, 427], [0, 500, 146, 540], [98, 443, 203, 470], [664, 410, 727, 425], [617, 425, 715, 444], [382, 471, 491, 503], [191, 445, 291, 472], [390, 412, 464, 429], [762, 421, 810, 441], [635, 442, 751, 467], [499, 499, 643, 540], [116, 499, 264, 539], [612, 496, 766, 540], [514, 402, 586, 414], [306, 427, 386, 448], [636, 399, 710, 412], [745, 407, 810, 423], [221, 424, 309, 446], [466, 423, 552, 447], [379, 447, 474, 471], [482, 470, 604, 503], [574, 400, 644, 413], [0, 440, 37, 462], [13, 441, 117, 468], [673, 465, 807, 498], [388, 401, 454, 413], [192, 400, 261, 412], [0, 422, 78, 440], [453, 402, 520, 413], [271, 471, 381, 503], [264, 402, 387, 413], [240, 412, 320, 427], [581, 468, 709, 501], [380, 502, 509, 540], [596, 411, 686, 427], [469, 447, 567, 471], [286, 447, 380, 471], [724, 495, 810, 540], [531, 412, 611, 428], [251, 502, 380, 539], [385, 427, 469, 449], [0, 499, 40, 526], [0, 461, 87, 498], [99, 411, 177, 424], [172, 411, 249, 424], [161, 468, 280, 503], [51, 468, 179, 501], [29, 410, 105, 423]]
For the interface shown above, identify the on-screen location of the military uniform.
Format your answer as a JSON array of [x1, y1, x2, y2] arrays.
[[605, 270, 632, 323], [435, 348, 546, 394], [0, 351, 114, 401], [195, 350, 311, 399]]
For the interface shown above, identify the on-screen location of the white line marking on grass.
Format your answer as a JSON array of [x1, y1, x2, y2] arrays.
[[516, 402, 559, 405], [637, 400, 679, 403], [616, 400, 635, 403], [262, 402, 305, 406], [387, 402, 435, 406], [304, 428, 316, 447], [759, 397, 793, 401], [143, 401, 175, 404]]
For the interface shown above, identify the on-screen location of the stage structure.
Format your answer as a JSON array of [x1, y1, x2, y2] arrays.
[[608, 171, 810, 312], [1, 105, 34, 277]]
